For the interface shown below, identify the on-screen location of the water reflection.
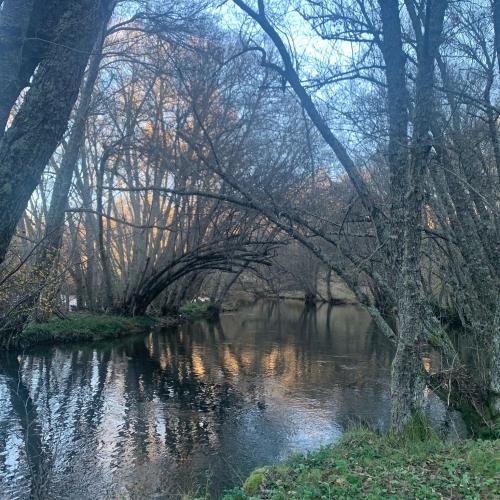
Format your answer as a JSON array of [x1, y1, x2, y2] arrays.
[[0, 301, 463, 499]]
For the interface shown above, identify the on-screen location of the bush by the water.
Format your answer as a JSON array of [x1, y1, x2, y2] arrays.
[[223, 427, 499, 499], [14, 313, 155, 348], [180, 302, 219, 319]]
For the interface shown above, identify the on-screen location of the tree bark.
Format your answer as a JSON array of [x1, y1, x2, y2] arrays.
[[0, 0, 70, 137], [96, 149, 114, 311], [390, 0, 448, 431], [0, 0, 111, 264], [493, 0, 500, 74], [0, 0, 35, 135], [378, 0, 409, 280]]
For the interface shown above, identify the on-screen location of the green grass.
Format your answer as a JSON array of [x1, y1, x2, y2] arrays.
[[223, 426, 499, 499], [13, 312, 156, 348], [179, 302, 220, 319]]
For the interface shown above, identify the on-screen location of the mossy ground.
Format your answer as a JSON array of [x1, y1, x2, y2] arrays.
[[223, 427, 499, 499], [180, 302, 220, 320], [13, 312, 156, 348]]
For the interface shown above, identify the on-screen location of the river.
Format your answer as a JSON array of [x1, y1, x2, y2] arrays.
[[0, 300, 465, 499]]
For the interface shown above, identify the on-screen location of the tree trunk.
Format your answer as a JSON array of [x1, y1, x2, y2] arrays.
[[389, 0, 448, 431], [0, 0, 110, 264], [0, 0, 35, 135], [96, 149, 114, 311], [37, 23, 108, 267]]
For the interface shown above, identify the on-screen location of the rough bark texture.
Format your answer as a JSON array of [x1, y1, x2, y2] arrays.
[[378, 0, 409, 252], [0, 0, 35, 135], [494, 0, 500, 73], [0, 0, 70, 137], [491, 0, 500, 422], [0, 0, 110, 264], [390, 0, 448, 431]]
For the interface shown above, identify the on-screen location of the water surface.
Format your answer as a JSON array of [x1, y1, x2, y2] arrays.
[[0, 301, 464, 499]]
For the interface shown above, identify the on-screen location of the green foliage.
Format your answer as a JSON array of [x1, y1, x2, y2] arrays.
[[13, 313, 156, 348], [180, 302, 219, 319], [243, 468, 268, 495], [386, 411, 439, 445], [223, 428, 499, 499]]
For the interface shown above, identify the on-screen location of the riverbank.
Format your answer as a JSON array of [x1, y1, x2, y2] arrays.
[[8, 312, 158, 349], [179, 302, 221, 319], [6, 302, 223, 350], [223, 426, 499, 499]]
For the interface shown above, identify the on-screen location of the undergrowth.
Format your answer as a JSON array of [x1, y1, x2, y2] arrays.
[[180, 302, 220, 319], [223, 417, 499, 499], [13, 312, 155, 348]]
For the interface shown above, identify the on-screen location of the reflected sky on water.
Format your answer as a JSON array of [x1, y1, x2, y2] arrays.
[[0, 301, 465, 499]]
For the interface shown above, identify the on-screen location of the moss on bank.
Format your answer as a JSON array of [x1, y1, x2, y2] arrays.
[[5, 303, 220, 350], [180, 302, 220, 320], [11, 313, 156, 349], [223, 428, 499, 499]]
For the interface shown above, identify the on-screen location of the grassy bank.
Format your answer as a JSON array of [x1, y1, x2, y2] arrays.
[[223, 427, 499, 499], [12, 312, 157, 349], [180, 302, 220, 320], [7, 302, 220, 350]]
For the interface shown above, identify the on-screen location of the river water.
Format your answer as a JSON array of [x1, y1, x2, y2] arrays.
[[0, 301, 465, 499]]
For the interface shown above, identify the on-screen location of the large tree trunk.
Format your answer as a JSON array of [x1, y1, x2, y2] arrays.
[[489, 0, 500, 420], [0, 0, 71, 137], [378, 0, 409, 282], [0, 0, 35, 134], [0, 0, 111, 264], [391, 0, 448, 431], [494, 0, 500, 74]]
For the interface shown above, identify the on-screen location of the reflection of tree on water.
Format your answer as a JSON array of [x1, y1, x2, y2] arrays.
[[0, 352, 49, 499], [1, 338, 249, 498], [216, 302, 392, 386], [116, 331, 246, 462], [0, 302, 428, 498]]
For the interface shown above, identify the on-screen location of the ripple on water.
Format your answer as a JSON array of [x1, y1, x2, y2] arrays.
[[0, 301, 465, 499]]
